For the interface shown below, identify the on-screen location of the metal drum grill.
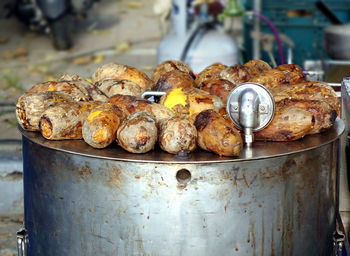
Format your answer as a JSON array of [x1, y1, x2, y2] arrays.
[[19, 117, 344, 256]]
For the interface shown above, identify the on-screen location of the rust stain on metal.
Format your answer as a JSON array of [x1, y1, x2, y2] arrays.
[[295, 192, 303, 230], [261, 209, 265, 256], [232, 167, 257, 188], [79, 165, 92, 181], [247, 220, 256, 256], [238, 202, 252, 206], [260, 158, 296, 184], [271, 225, 275, 256], [158, 181, 168, 186], [105, 166, 123, 188]]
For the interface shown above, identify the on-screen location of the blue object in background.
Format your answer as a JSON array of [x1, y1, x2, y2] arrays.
[[243, 0, 350, 66]]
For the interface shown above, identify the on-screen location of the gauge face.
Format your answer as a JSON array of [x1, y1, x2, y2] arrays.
[[226, 83, 275, 132]]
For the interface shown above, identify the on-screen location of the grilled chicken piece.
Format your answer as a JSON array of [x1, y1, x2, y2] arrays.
[[82, 104, 124, 148], [92, 63, 154, 90], [159, 117, 197, 154], [39, 101, 103, 140], [199, 79, 236, 104], [108, 94, 173, 123], [194, 109, 243, 156], [156, 70, 196, 92], [160, 87, 224, 119], [117, 111, 157, 153], [255, 106, 313, 141], [249, 64, 306, 89], [96, 79, 144, 97], [272, 81, 340, 114], [195, 63, 227, 86], [16, 91, 73, 131], [152, 60, 194, 84], [243, 60, 272, 76]]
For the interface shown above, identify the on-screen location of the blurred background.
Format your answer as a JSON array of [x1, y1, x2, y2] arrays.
[[1, 0, 350, 254]]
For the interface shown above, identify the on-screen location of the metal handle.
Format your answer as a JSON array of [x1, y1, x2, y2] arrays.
[[333, 210, 350, 256], [239, 88, 259, 146], [141, 91, 166, 99], [17, 228, 27, 256], [333, 232, 344, 256]]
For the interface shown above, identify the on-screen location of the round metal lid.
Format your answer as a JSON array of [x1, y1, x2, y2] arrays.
[[20, 118, 344, 164]]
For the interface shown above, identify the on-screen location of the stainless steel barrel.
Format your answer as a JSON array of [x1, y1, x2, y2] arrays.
[[21, 119, 344, 256]]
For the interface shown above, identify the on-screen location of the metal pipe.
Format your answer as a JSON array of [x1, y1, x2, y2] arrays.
[[141, 91, 166, 99], [252, 11, 285, 65], [239, 88, 259, 146], [252, 0, 261, 60], [325, 60, 350, 65]]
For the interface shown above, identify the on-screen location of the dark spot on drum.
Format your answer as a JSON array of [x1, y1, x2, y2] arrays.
[[79, 165, 92, 181], [105, 166, 123, 188]]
